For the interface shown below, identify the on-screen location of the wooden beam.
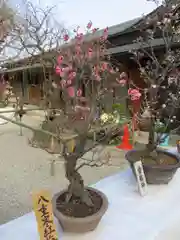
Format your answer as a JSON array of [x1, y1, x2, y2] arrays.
[[1, 63, 43, 73], [1, 63, 52, 74], [108, 38, 180, 55]]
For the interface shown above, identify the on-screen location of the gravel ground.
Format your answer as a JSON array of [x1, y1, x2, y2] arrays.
[[0, 112, 128, 225]]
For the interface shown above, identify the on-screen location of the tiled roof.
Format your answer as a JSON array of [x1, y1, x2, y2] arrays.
[[3, 17, 141, 66], [106, 18, 141, 36], [86, 17, 141, 40], [59, 17, 141, 49]]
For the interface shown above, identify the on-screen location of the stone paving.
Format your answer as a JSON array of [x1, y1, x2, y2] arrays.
[[0, 111, 128, 225], [5, 106, 180, 225]]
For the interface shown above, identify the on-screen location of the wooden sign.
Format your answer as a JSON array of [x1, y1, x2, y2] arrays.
[[133, 160, 148, 196], [32, 190, 58, 240], [67, 138, 75, 153], [177, 140, 180, 153]]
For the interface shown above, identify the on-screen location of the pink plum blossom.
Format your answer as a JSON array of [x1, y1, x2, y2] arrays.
[[101, 62, 108, 71], [92, 28, 99, 33], [63, 67, 71, 72], [67, 86, 75, 98], [77, 89, 82, 97], [119, 79, 127, 86], [63, 34, 69, 42], [59, 70, 65, 78], [116, 78, 127, 86], [87, 21, 92, 29], [72, 72, 76, 77], [55, 66, 61, 74], [57, 55, 63, 64], [76, 33, 83, 41], [128, 88, 141, 101], [67, 79, 72, 85], [119, 72, 128, 80], [102, 27, 108, 40], [88, 48, 93, 58], [109, 68, 115, 74], [68, 71, 76, 80], [95, 74, 101, 81]]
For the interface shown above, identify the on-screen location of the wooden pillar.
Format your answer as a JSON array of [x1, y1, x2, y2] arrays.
[[21, 70, 25, 97], [40, 70, 44, 99], [22, 69, 29, 102]]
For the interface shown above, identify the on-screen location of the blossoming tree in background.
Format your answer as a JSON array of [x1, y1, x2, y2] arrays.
[[0, 0, 23, 106]]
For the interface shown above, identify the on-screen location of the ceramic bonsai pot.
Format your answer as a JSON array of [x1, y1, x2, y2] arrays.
[[125, 149, 180, 184], [138, 117, 151, 132], [52, 187, 108, 233]]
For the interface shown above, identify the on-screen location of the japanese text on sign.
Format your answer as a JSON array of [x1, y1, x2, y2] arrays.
[[32, 190, 58, 240], [133, 160, 148, 196]]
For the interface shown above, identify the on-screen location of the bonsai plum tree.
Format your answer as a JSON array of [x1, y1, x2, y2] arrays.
[[125, 0, 180, 168], [53, 22, 124, 207]]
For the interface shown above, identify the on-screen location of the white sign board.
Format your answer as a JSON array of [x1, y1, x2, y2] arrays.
[[133, 160, 148, 196]]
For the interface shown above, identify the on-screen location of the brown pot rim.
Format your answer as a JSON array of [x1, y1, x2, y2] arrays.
[[125, 149, 180, 170], [52, 187, 108, 223]]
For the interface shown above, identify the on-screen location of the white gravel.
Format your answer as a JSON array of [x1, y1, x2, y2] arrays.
[[0, 113, 127, 225]]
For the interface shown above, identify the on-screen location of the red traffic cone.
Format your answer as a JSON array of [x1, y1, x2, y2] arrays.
[[116, 125, 133, 150]]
